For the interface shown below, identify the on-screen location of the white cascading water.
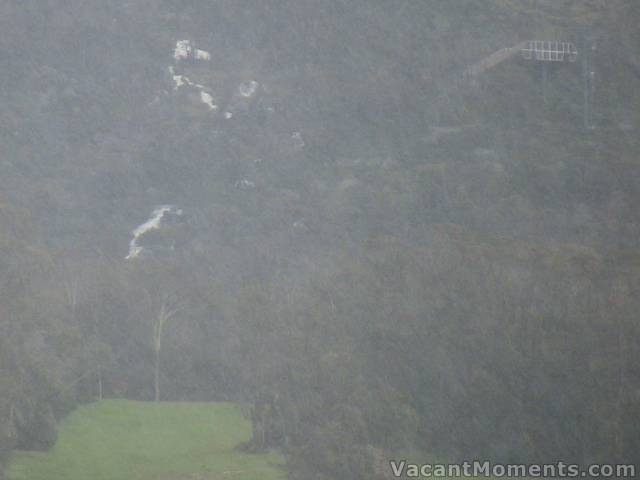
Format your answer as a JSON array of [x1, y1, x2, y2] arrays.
[[125, 205, 182, 260]]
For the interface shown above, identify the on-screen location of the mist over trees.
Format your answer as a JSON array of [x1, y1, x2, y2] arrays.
[[1, 1, 640, 479]]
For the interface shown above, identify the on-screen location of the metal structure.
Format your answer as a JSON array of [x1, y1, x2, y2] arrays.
[[521, 41, 578, 62], [461, 36, 598, 131], [465, 40, 579, 79], [464, 41, 528, 78]]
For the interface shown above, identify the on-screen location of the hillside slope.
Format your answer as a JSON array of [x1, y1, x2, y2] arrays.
[[1, 2, 640, 479]]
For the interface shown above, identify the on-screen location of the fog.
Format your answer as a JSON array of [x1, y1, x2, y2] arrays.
[[1, 1, 639, 479]]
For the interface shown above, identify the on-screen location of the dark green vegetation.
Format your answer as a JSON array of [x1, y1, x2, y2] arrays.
[[1, 1, 640, 479], [8, 400, 285, 480]]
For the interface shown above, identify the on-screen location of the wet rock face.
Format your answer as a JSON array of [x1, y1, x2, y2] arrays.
[[238, 81, 259, 98], [173, 40, 211, 62], [167, 40, 263, 119], [168, 41, 219, 112]]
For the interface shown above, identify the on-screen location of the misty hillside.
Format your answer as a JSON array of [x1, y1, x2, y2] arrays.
[[1, 1, 640, 479]]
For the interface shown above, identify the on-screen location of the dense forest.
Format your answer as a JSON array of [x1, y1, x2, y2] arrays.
[[1, 1, 640, 478]]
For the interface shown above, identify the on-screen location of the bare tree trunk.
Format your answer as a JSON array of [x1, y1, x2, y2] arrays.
[[152, 298, 178, 402], [154, 347, 160, 402]]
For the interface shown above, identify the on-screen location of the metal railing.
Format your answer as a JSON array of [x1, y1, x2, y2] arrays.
[[521, 41, 578, 62]]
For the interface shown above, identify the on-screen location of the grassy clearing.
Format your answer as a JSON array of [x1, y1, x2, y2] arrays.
[[8, 400, 285, 480]]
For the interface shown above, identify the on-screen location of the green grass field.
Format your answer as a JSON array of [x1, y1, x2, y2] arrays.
[[7, 400, 286, 480]]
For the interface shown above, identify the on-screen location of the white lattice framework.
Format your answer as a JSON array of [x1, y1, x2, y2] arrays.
[[521, 41, 578, 62]]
